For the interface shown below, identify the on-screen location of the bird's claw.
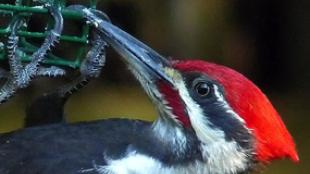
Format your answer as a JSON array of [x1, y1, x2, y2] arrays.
[[25, 31, 108, 124], [80, 32, 107, 78], [57, 31, 107, 98], [37, 66, 66, 78], [0, 3, 110, 104], [0, 4, 64, 104]]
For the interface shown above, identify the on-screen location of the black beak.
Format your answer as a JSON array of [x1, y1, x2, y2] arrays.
[[82, 8, 174, 85]]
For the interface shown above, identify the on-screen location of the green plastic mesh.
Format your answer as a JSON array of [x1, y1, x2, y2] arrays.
[[0, 0, 97, 68]]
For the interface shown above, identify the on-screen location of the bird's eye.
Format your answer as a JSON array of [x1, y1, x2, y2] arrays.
[[194, 82, 210, 97]]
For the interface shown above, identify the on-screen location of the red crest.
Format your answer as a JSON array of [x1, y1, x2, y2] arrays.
[[173, 60, 299, 163]]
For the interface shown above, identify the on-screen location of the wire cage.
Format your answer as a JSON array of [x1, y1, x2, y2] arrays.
[[0, 0, 97, 69]]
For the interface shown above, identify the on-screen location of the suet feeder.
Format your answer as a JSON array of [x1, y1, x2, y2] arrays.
[[0, 0, 97, 69]]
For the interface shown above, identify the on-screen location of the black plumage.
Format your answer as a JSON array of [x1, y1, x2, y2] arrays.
[[0, 119, 201, 174]]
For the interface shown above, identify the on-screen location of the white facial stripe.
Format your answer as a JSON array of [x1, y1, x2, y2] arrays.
[[130, 66, 188, 152], [173, 76, 225, 143], [213, 85, 245, 124], [201, 141, 249, 174], [128, 66, 249, 173], [172, 73, 248, 173]]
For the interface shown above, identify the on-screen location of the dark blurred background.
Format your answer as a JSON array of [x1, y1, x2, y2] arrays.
[[0, 0, 309, 173]]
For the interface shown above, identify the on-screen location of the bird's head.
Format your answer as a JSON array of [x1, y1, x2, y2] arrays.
[[96, 19, 298, 173]]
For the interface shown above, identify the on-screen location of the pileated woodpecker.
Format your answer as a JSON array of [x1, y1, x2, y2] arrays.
[[0, 8, 298, 174]]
